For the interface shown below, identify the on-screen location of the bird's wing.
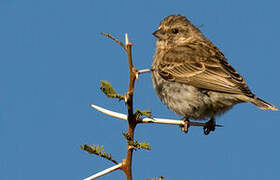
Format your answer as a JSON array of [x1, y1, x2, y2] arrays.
[[158, 43, 254, 97]]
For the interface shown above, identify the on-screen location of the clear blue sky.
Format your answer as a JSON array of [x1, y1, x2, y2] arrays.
[[1, 0, 279, 179]]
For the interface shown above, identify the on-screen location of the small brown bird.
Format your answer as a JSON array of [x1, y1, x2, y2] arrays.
[[152, 14, 278, 134]]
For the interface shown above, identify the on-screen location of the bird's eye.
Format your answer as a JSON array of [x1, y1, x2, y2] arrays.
[[172, 28, 179, 34]]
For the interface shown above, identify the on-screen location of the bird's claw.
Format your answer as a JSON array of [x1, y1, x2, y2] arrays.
[[180, 117, 222, 135], [180, 118, 189, 133], [203, 118, 216, 135]]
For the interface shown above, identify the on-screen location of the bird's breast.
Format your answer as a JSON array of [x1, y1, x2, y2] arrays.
[[151, 70, 240, 120]]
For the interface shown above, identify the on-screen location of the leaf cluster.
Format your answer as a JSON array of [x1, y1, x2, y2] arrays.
[[100, 80, 124, 100], [135, 109, 152, 120], [80, 144, 118, 164], [122, 132, 151, 150]]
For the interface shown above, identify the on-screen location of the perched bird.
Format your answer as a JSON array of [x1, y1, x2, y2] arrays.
[[152, 14, 278, 134]]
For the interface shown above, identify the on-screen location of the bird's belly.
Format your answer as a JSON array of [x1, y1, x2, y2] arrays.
[[152, 72, 240, 120]]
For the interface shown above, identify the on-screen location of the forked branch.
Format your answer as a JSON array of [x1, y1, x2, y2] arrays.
[[85, 33, 176, 180], [99, 32, 137, 180]]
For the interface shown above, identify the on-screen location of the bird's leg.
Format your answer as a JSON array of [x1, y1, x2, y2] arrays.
[[180, 117, 221, 134], [180, 117, 190, 133], [203, 117, 216, 135]]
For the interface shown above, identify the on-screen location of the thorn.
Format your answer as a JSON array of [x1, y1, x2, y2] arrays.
[[128, 145, 134, 150], [125, 33, 129, 46], [124, 93, 128, 103], [135, 72, 139, 81]]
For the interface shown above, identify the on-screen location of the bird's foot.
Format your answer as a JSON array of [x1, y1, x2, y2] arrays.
[[180, 117, 190, 133], [203, 117, 216, 135], [180, 117, 223, 135]]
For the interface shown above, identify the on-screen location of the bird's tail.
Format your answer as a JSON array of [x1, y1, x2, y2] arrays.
[[249, 96, 278, 111]]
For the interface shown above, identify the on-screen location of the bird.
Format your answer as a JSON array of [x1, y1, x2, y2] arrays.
[[151, 14, 278, 135]]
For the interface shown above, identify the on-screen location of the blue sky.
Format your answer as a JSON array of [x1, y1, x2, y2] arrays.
[[1, 0, 279, 179]]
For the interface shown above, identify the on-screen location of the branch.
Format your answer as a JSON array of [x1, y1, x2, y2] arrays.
[[84, 163, 122, 180], [90, 104, 183, 125], [101, 32, 126, 50], [136, 69, 151, 80], [123, 33, 136, 180], [90, 104, 223, 128], [137, 69, 151, 74], [98, 33, 156, 179]]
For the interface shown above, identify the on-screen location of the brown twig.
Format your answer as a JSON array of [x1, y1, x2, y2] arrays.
[[102, 32, 137, 180], [122, 33, 137, 180], [101, 32, 126, 50]]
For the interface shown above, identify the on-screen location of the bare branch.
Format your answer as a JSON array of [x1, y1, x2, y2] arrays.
[[101, 32, 126, 50], [84, 163, 122, 180], [136, 68, 151, 81], [90, 104, 224, 128], [90, 104, 184, 125], [137, 69, 151, 74], [123, 33, 136, 180], [96, 33, 157, 179]]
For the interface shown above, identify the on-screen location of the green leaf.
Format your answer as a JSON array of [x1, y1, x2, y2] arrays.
[[135, 109, 152, 119], [80, 144, 118, 164], [122, 132, 151, 151], [100, 80, 124, 100], [139, 142, 151, 150], [122, 132, 132, 140]]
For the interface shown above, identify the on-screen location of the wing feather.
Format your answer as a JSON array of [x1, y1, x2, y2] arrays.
[[158, 43, 254, 97]]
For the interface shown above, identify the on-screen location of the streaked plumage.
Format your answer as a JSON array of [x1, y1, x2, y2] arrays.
[[152, 15, 277, 129]]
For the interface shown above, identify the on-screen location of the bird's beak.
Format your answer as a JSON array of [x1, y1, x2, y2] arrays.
[[153, 29, 167, 40]]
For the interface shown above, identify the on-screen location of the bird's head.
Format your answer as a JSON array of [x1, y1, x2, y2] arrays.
[[153, 14, 203, 48]]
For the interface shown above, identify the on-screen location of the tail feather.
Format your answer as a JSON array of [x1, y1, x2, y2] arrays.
[[250, 97, 278, 111]]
